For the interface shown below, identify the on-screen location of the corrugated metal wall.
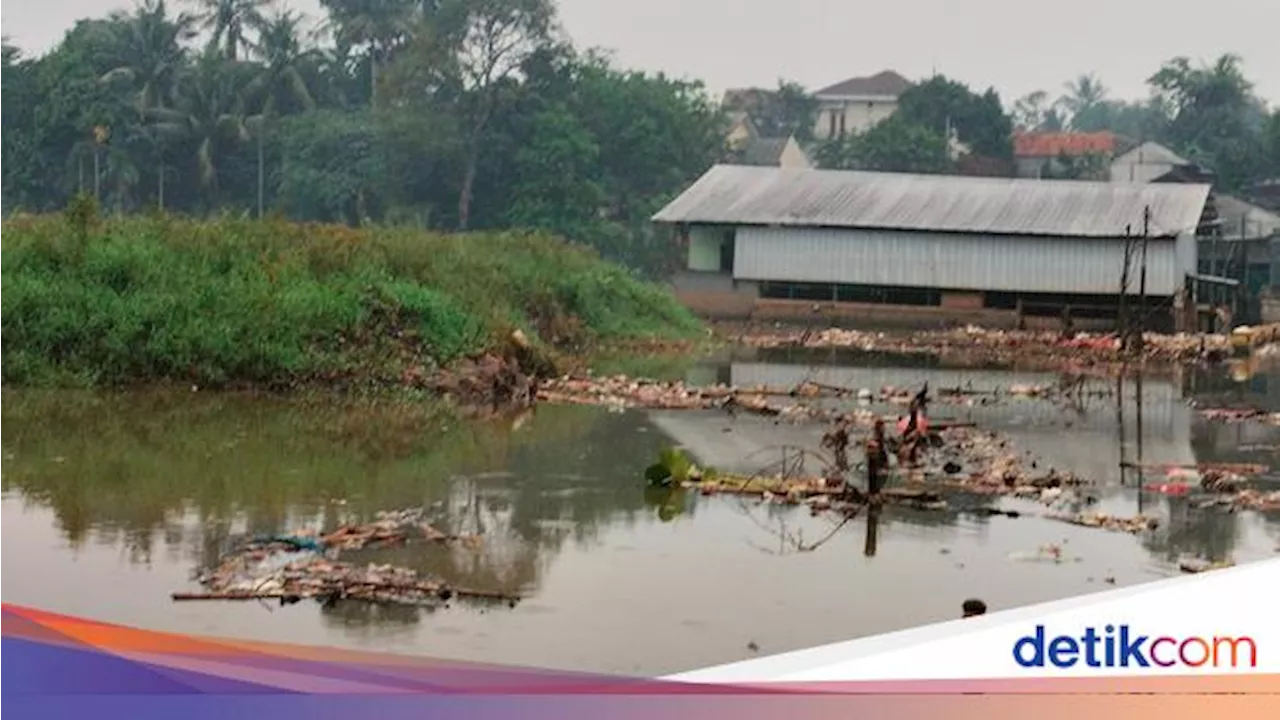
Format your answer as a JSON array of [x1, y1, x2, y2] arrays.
[[735, 227, 1182, 296]]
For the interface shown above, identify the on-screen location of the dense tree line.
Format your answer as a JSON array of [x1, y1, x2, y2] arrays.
[[1010, 56, 1280, 192], [731, 57, 1278, 194], [1, 0, 726, 275]]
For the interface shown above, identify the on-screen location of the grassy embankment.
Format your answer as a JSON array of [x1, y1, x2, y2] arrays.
[[1, 209, 703, 389]]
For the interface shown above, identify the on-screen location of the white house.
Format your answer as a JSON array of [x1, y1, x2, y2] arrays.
[[811, 70, 912, 140], [1110, 142, 1199, 184]]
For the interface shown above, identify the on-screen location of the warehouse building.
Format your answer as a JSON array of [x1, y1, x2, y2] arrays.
[[653, 165, 1212, 330]]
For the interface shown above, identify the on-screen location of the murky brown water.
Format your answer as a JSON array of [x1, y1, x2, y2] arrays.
[[4, 355, 1280, 676]]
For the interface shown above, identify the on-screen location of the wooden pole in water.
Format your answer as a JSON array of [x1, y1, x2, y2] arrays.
[[1137, 205, 1151, 353], [1135, 369, 1145, 514], [1119, 225, 1133, 347], [864, 504, 880, 557]]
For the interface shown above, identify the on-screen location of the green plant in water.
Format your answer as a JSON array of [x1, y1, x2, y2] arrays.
[[644, 446, 699, 486], [643, 485, 687, 522]]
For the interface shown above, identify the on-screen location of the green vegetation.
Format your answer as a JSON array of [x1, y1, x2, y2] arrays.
[[0, 0, 726, 278], [1, 210, 702, 388]]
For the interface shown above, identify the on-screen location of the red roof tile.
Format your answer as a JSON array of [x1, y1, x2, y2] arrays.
[[1014, 132, 1117, 158]]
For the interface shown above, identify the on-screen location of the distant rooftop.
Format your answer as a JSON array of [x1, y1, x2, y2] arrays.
[[814, 70, 912, 99], [732, 137, 795, 167], [1114, 141, 1191, 167], [1215, 195, 1280, 239], [652, 164, 1210, 239], [1014, 131, 1117, 158]]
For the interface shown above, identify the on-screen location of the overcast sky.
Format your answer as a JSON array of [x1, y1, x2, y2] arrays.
[[4, 0, 1278, 107]]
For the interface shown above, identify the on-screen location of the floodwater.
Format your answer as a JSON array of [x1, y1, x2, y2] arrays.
[[4, 352, 1280, 676]]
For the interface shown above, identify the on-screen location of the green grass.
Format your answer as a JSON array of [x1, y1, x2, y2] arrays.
[[1, 209, 703, 388]]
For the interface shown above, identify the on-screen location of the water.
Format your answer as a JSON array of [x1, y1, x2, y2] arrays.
[[4, 356, 1280, 676]]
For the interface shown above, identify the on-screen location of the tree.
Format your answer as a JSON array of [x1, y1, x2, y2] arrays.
[[896, 75, 1013, 159], [245, 9, 318, 114], [814, 114, 951, 174], [1058, 73, 1108, 121], [399, 0, 557, 230], [1148, 54, 1266, 190], [1068, 97, 1169, 140], [1011, 90, 1065, 132], [2, 41, 42, 210], [99, 0, 198, 114], [191, 0, 273, 61], [277, 109, 387, 224], [722, 80, 818, 141], [149, 50, 250, 209], [320, 0, 417, 105]]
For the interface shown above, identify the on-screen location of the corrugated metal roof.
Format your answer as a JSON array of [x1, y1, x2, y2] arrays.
[[1214, 195, 1280, 239], [652, 164, 1211, 238]]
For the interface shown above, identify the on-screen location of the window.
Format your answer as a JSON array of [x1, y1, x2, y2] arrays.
[[838, 112, 846, 136], [828, 111, 837, 138]]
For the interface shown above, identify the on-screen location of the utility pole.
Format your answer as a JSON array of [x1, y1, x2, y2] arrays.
[[1136, 205, 1151, 353]]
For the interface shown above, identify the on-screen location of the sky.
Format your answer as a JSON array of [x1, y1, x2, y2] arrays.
[[4, 0, 1279, 107]]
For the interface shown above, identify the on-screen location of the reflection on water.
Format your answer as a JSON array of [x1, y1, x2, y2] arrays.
[[3, 356, 1280, 675]]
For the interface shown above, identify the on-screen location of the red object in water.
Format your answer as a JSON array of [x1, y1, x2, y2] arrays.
[[897, 415, 929, 435], [1144, 482, 1192, 496]]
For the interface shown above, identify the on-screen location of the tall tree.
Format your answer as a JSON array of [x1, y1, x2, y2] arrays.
[[149, 50, 249, 209], [1011, 90, 1065, 131], [191, 0, 273, 61], [1148, 53, 1265, 190], [895, 75, 1013, 159], [245, 9, 318, 114], [319, 0, 417, 105], [2, 41, 41, 210], [242, 10, 318, 217], [100, 0, 197, 114], [723, 80, 818, 141], [814, 115, 951, 174], [1058, 73, 1108, 122], [401, 0, 557, 230]]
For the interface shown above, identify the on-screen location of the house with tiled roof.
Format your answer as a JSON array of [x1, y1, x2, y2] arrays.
[[1013, 131, 1117, 179], [811, 70, 912, 140]]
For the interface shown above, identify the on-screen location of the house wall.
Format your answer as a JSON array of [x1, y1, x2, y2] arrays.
[[669, 270, 759, 318], [733, 226, 1185, 296], [1015, 157, 1049, 179], [777, 138, 811, 169], [687, 226, 725, 271], [812, 97, 898, 140], [1110, 158, 1175, 184], [726, 120, 753, 149]]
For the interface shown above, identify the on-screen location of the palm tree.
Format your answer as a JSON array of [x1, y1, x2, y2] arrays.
[[100, 0, 198, 114], [245, 10, 318, 114], [319, 0, 417, 105], [1059, 73, 1108, 123], [149, 50, 249, 210], [314, 39, 366, 106], [242, 11, 320, 217], [190, 0, 274, 61]]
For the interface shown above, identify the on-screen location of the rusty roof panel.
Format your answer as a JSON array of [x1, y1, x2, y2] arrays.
[[1014, 131, 1117, 158], [652, 165, 1211, 238]]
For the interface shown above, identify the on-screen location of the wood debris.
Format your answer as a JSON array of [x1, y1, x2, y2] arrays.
[[726, 324, 1240, 372], [1043, 511, 1159, 534], [174, 508, 508, 609]]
